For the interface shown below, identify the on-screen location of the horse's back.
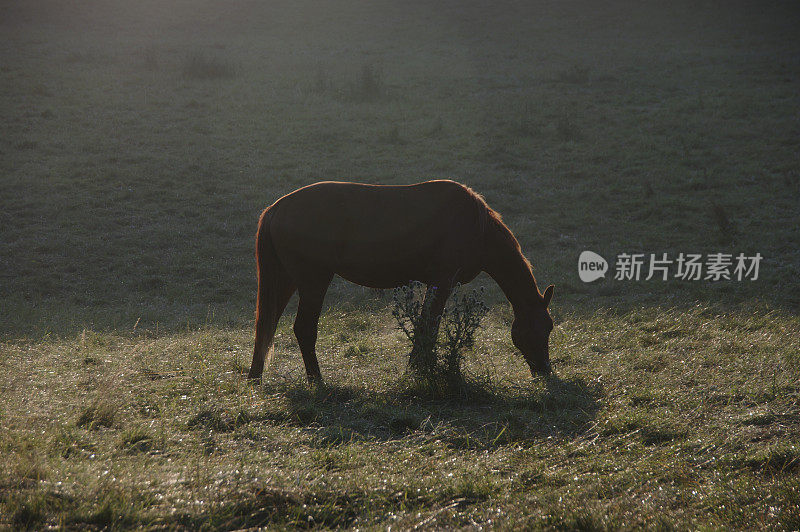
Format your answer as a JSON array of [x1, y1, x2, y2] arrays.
[[266, 180, 484, 287]]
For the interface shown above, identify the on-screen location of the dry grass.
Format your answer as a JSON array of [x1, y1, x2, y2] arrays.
[[1, 307, 798, 529], [1, 0, 799, 528]]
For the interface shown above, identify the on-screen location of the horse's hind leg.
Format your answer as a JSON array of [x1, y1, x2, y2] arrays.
[[293, 277, 332, 384], [249, 276, 295, 382]]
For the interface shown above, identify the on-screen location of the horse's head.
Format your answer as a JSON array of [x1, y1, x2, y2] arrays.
[[511, 284, 554, 376]]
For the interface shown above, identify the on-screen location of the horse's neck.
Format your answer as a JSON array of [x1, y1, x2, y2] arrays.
[[482, 221, 538, 314]]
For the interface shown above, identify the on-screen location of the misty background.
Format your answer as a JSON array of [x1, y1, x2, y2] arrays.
[[2, 0, 799, 335]]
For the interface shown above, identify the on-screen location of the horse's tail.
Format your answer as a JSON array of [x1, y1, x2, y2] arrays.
[[248, 207, 288, 381]]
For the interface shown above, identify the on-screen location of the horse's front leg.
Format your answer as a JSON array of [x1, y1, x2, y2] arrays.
[[408, 282, 452, 371], [293, 278, 331, 385]]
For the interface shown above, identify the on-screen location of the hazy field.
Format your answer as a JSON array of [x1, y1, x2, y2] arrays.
[[1, 0, 799, 529]]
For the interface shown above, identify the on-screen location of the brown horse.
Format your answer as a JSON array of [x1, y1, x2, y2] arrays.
[[249, 180, 554, 384]]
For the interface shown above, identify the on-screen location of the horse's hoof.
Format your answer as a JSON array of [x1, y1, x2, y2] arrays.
[[307, 375, 324, 387]]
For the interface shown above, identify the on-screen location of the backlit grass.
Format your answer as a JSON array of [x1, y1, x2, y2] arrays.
[[1, 0, 799, 528], [1, 307, 798, 528]]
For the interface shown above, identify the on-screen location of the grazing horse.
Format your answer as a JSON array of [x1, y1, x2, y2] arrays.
[[249, 180, 554, 384]]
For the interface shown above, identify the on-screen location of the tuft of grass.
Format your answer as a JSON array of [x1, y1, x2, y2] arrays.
[[292, 406, 320, 425], [52, 427, 93, 459], [544, 509, 609, 531], [347, 63, 385, 101], [66, 487, 145, 529], [640, 423, 688, 446], [379, 124, 404, 144], [745, 444, 800, 474], [138, 47, 159, 71], [15, 140, 38, 150], [342, 342, 370, 358], [76, 402, 117, 430], [513, 101, 541, 137], [182, 51, 236, 80], [556, 64, 590, 84], [388, 415, 420, 436], [187, 406, 236, 432], [310, 65, 335, 95], [555, 109, 583, 142], [7, 491, 63, 529], [119, 427, 154, 454], [445, 475, 498, 502], [711, 203, 738, 243]]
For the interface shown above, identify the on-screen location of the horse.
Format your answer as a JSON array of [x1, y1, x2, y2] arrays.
[[248, 180, 554, 384]]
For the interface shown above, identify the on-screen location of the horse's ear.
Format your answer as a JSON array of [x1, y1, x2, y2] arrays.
[[543, 285, 554, 307]]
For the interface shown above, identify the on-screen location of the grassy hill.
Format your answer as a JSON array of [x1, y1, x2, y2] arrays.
[[1, 0, 798, 528]]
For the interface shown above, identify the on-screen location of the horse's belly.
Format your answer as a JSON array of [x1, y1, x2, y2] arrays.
[[276, 230, 455, 287], [325, 242, 444, 287], [336, 271, 414, 289]]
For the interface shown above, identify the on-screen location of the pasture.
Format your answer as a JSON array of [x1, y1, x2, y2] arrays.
[[1, 0, 799, 529]]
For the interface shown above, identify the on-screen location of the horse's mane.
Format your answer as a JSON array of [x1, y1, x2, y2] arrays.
[[460, 183, 534, 274]]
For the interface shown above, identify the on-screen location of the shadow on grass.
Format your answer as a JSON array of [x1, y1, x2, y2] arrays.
[[252, 372, 601, 449]]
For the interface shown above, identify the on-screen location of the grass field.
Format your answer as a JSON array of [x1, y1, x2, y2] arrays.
[[1, 0, 799, 529]]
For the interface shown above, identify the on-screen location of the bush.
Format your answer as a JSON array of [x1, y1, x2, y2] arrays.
[[441, 286, 489, 379], [391, 282, 437, 375], [391, 282, 488, 384]]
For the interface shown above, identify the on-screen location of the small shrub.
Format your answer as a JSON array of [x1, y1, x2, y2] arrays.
[[392, 281, 437, 376], [440, 286, 489, 379], [391, 282, 489, 386]]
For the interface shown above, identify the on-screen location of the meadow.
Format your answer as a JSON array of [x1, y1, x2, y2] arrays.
[[1, 0, 799, 529]]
